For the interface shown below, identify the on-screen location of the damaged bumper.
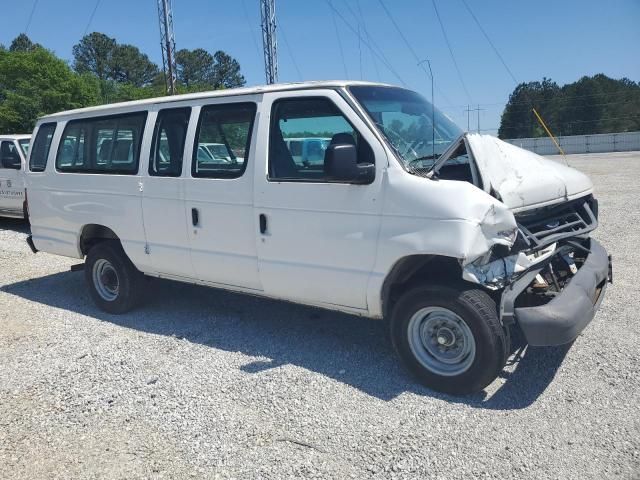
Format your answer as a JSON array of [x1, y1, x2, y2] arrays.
[[500, 239, 612, 346]]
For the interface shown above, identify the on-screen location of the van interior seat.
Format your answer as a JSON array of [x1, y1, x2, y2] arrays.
[[270, 127, 298, 178]]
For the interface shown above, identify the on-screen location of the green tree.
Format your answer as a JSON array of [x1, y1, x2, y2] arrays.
[[175, 48, 214, 87], [0, 48, 99, 133], [499, 75, 640, 138], [175, 48, 245, 90], [9, 33, 42, 52], [211, 50, 245, 89], [72, 32, 117, 81], [111, 44, 159, 87]]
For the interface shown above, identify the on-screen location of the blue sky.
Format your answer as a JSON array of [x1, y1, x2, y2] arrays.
[[2, 0, 639, 134]]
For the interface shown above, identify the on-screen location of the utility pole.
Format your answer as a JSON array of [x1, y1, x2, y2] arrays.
[[157, 0, 177, 95], [464, 105, 472, 132], [260, 0, 278, 84], [475, 105, 485, 133]]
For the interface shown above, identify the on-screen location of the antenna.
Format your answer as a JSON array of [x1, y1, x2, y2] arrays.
[[260, 0, 278, 84], [157, 0, 177, 95]]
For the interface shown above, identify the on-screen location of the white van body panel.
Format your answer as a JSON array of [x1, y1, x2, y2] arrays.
[[466, 133, 593, 211], [25, 81, 599, 319], [0, 134, 30, 218]]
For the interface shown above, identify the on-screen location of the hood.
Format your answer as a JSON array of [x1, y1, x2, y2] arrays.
[[465, 133, 593, 210]]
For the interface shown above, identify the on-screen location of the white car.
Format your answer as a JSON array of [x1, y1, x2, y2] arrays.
[[0, 134, 30, 219], [24, 81, 611, 394]]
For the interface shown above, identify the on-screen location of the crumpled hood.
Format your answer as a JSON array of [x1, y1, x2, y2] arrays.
[[466, 133, 593, 210]]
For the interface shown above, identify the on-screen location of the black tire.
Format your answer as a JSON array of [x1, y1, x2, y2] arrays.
[[84, 240, 144, 314], [390, 284, 508, 395]]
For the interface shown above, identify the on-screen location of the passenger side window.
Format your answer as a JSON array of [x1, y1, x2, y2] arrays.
[[0, 141, 22, 170], [56, 112, 147, 174], [150, 108, 191, 177], [30, 123, 56, 172], [192, 103, 256, 179], [268, 97, 374, 182]]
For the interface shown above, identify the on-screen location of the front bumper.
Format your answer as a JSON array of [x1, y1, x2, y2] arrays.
[[501, 239, 612, 346]]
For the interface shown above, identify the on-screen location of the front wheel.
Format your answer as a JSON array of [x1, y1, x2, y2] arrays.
[[85, 241, 144, 314], [390, 285, 508, 395]]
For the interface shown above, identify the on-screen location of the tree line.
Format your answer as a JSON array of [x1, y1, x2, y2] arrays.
[[0, 33, 246, 133], [498, 74, 640, 139]]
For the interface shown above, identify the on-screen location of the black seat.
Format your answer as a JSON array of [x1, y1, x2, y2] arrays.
[[269, 127, 298, 178]]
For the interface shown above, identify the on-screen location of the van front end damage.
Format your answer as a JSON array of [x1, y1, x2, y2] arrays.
[[462, 195, 612, 346]]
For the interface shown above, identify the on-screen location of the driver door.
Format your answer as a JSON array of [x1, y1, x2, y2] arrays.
[[254, 90, 387, 311]]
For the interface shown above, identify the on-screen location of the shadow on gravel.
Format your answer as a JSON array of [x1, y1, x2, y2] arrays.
[[0, 218, 30, 234], [2, 270, 570, 409]]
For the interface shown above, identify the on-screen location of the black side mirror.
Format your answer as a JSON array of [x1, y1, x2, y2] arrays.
[[324, 144, 375, 184]]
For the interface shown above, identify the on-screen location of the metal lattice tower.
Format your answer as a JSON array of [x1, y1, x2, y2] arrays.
[[157, 0, 178, 95], [260, 0, 278, 84]]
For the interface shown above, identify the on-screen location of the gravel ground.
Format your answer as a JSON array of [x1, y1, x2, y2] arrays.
[[1, 151, 639, 479]]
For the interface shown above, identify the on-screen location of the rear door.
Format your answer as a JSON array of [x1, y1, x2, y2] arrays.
[[254, 89, 386, 311], [184, 97, 261, 291], [0, 140, 25, 217], [140, 106, 195, 278]]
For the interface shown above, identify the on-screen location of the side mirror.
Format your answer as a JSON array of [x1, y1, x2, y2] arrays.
[[324, 144, 375, 184]]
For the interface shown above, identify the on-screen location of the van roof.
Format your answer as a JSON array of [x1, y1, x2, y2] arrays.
[[0, 134, 31, 141], [38, 80, 395, 122]]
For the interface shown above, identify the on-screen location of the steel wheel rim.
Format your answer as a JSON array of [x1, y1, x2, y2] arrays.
[[407, 306, 476, 377], [92, 259, 119, 302]]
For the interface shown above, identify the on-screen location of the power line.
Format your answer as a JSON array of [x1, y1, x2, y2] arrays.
[[83, 0, 102, 37], [375, 0, 455, 108], [328, 0, 349, 78], [278, 20, 303, 81], [355, 0, 381, 81], [241, 0, 262, 63], [460, 0, 518, 85], [340, 0, 363, 79], [24, 0, 39, 34], [431, 0, 473, 104], [324, 0, 408, 86]]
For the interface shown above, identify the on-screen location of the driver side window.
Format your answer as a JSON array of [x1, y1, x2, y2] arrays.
[[268, 97, 374, 182]]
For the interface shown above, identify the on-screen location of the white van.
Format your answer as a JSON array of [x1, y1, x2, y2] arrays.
[[0, 134, 30, 218], [25, 81, 612, 394]]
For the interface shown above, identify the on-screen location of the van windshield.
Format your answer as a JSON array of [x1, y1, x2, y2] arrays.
[[349, 86, 462, 171]]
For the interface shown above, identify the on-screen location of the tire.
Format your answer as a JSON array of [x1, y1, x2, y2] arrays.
[[390, 284, 508, 395], [84, 240, 144, 314]]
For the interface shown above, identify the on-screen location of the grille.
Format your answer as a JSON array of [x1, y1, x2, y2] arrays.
[[516, 196, 598, 249]]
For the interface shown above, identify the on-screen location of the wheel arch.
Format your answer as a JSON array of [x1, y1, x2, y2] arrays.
[[381, 254, 466, 319], [79, 224, 120, 256]]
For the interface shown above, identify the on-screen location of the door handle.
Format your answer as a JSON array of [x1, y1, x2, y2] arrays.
[[259, 214, 267, 234], [191, 208, 199, 226]]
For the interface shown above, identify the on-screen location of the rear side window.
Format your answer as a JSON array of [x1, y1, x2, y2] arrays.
[[29, 123, 56, 172], [192, 103, 256, 179], [56, 112, 147, 174], [150, 108, 191, 177]]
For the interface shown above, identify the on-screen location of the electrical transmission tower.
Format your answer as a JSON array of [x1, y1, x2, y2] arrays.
[[157, 0, 178, 95], [260, 0, 278, 84]]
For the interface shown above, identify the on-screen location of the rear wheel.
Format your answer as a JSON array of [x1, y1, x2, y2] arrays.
[[85, 241, 143, 314], [390, 285, 508, 395]]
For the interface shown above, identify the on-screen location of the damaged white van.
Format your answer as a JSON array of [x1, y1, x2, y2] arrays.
[[25, 82, 612, 394], [0, 134, 30, 218]]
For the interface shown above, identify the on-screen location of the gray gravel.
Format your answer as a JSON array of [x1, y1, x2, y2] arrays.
[[1, 151, 639, 479]]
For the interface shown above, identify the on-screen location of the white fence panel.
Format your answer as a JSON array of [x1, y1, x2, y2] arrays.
[[505, 131, 640, 155]]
